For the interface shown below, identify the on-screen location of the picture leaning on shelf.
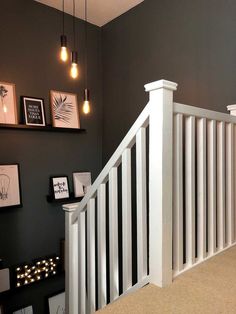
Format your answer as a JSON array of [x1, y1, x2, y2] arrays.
[[0, 81, 17, 124], [21, 96, 46, 126], [73, 172, 91, 197]]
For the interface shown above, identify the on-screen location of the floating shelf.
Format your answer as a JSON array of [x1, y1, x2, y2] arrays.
[[0, 123, 86, 133], [47, 193, 83, 203]]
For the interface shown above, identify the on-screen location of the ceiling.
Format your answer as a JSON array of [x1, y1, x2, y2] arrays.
[[35, 0, 144, 27]]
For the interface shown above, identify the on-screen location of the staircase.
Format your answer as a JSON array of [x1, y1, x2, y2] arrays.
[[63, 79, 236, 314]]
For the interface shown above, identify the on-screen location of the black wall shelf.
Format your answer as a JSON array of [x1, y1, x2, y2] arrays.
[[0, 123, 86, 133], [46, 193, 83, 203]]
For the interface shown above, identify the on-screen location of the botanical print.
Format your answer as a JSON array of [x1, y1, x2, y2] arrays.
[[0, 82, 17, 124], [13, 305, 33, 314], [48, 292, 65, 314], [50, 91, 80, 128], [0, 165, 20, 208]]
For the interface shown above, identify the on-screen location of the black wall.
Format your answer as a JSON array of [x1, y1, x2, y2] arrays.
[[102, 0, 236, 163], [0, 0, 102, 312]]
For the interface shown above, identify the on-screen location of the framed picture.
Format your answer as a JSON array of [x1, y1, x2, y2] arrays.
[[0, 82, 17, 124], [0, 164, 22, 209], [48, 291, 65, 314], [73, 172, 91, 197], [22, 96, 46, 126], [13, 305, 33, 314], [50, 90, 80, 129], [51, 176, 70, 200]]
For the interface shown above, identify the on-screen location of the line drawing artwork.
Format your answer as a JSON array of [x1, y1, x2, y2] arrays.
[[0, 85, 8, 123], [0, 174, 10, 200], [53, 94, 73, 124]]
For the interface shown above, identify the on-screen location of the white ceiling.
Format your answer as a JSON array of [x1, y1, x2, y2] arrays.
[[35, 0, 144, 27]]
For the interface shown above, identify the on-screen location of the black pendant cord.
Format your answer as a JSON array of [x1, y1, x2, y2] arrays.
[[62, 0, 65, 36], [84, 0, 88, 88], [73, 0, 76, 50]]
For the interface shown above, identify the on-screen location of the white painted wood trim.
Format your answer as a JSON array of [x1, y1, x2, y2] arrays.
[[197, 118, 207, 260], [207, 120, 217, 255], [174, 102, 236, 124], [122, 148, 132, 291], [185, 116, 196, 267], [72, 103, 150, 222], [87, 199, 96, 313], [136, 127, 148, 281], [78, 212, 86, 314], [226, 123, 234, 246], [97, 184, 107, 309], [109, 167, 119, 302], [145, 79, 177, 92], [64, 206, 79, 314], [173, 114, 183, 272], [148, 82, 175, 287], [217, 122, 226, 250]]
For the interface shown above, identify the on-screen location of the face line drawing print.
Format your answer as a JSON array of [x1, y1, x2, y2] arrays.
[[0, 174, 10, 200]]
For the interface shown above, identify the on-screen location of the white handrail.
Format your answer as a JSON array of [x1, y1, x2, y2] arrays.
[[70, 102, 150, 222], [174, 102, 236, 123]]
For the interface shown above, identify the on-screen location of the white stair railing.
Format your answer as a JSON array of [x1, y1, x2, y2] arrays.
[[63, 79, 177, 314], [173, 103, 236, 277]]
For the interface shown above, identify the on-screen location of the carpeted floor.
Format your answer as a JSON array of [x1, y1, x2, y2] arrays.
[[97, 245, 236, 313]]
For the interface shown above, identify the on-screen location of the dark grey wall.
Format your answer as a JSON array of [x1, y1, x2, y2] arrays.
[[102, 0, 236, 162], [0, 0, 102, 312]]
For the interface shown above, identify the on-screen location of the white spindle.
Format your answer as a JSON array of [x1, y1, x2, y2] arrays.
[[217, 121, 226, 250], [185, 116, 196, 266], [145, 80, 177, 287], [136, 127, 147, 281], [78, 211, 86, 314], [109, 168, 119, 302], [87, 199, 96, 313], [207, 120, 217, 255], [226, 123, 234, 246], [64, 204, 79, 314], [122, 148, 132, 291], [173, 113, 183, 272], [97, 184, 107, 309], [197, 118, 207, 260]]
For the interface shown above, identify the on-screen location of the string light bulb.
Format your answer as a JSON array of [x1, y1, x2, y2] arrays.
[[70, 51, 79, 79], [83, 89, 90, 114]]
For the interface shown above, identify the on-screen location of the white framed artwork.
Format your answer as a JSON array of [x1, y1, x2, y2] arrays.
[[73, 172, 91, 197], [48, 291, 65, 314], [50, 90, 80, 129], [0, 164, 21, 209], [0, 82, 17, 124], [13, 305, 33, 314]]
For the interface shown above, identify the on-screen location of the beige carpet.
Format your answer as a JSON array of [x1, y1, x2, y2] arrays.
[[98, 246, 236, 313]]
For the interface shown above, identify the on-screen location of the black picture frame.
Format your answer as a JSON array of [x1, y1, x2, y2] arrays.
[[50, 176, 70, 200], [47, 290, 65, 314], [21, 96, 46, 126], [0, 164, 22, 209]]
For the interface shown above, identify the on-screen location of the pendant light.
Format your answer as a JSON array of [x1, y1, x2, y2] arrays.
[[59, 0, 69, 62], [70, 0, 79, 79], [82, 0, 91, 114]]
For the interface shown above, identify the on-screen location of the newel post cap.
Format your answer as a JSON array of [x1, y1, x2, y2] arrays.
[[144, 79, 178, 93], [63, 202, 80, 213], [227, 104, 236, 116]]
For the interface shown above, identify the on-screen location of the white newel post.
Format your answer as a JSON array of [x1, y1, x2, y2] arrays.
[[63, 203, 79, 314], [145, 79, 177, 287]]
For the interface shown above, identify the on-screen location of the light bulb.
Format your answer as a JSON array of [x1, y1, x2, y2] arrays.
[[83, 100, 90, 114], [60, 46, 68, 62], [83, 89, 90, 114], [70, 62, 78, 79]]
